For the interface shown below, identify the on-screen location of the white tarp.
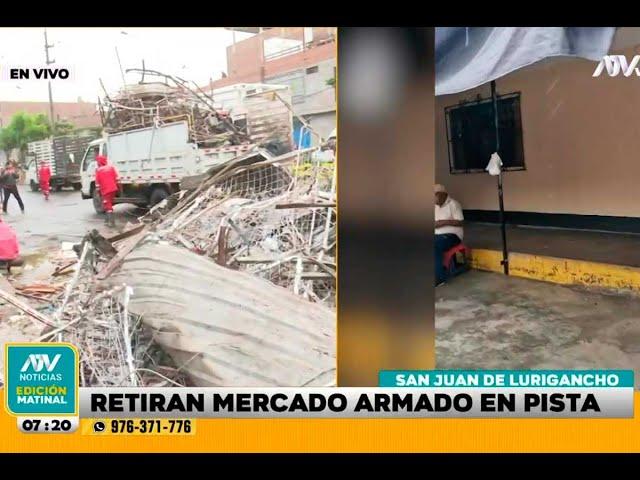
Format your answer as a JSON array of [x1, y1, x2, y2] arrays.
[[436, 27, 617, 96]]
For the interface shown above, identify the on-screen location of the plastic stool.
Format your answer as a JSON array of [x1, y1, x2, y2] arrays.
[[443, 243, 469, 278]]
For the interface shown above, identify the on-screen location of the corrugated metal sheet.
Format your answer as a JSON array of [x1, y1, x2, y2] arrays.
[[109, 241, 335, 387]]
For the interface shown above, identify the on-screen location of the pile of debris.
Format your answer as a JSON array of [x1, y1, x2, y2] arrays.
[[99, 69, 290, 151], [1, 65, 335, 387], [148, 148, 337, 305], [51, 253, 189, 387], [0, 147, 336, 388], [0, 234, 188, 387], [100, 84, 245, 148]]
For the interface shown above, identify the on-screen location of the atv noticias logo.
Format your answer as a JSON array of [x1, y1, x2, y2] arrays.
[[21, 353, 62, 373], [4, 343, 78, 416], [0, 65, 75, 82], [592, 55, 640, 77]]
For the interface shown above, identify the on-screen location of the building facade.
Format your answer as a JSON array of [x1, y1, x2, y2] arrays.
[[435, 30, 640, 231], [0, 100, 99, 129], [205, 27, 337, 146]]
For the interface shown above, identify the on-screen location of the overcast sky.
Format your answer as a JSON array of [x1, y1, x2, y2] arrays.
[[0, 27, 253, 103]]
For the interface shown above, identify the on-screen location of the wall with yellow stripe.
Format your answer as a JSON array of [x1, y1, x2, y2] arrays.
[[469, 248, 640, 292]]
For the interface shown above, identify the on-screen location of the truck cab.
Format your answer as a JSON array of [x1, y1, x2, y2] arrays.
[[79, 139, 107, 212]]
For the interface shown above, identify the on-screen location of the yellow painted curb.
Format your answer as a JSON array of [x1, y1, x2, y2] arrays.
[[469, 248, 640, 292]]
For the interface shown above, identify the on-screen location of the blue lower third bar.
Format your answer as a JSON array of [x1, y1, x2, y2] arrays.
[[379, 370, 635, 388]]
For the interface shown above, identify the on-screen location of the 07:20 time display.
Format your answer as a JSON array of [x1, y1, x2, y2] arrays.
[[22, 419, 73, 432]]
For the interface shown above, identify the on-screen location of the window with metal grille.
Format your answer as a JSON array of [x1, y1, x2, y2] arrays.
[[445, 92, 525, 174]]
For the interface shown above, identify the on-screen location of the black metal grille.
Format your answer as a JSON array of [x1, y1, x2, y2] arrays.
[[445, 92, 525, 174]]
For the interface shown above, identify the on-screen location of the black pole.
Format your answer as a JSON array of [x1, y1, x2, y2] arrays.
[[491, 80, 509, 275]]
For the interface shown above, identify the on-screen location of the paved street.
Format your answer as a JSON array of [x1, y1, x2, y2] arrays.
[[2, 186, 142, 254]]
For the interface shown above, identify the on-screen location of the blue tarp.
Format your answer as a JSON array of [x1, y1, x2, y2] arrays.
[[435, 27, 617, 96], [293, 126, 311, 149]]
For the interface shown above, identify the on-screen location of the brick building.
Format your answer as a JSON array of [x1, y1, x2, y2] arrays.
[[204, 27, 337, 146], [0, 100, 99, 129]]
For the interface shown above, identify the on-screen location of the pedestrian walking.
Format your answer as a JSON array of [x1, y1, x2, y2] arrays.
[[95, 155, 119, 227], [38, 162, 52, 200], [1, 161, 24, 214]]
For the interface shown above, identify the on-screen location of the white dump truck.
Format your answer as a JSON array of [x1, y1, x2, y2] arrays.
[[80, 83, 293, 213]]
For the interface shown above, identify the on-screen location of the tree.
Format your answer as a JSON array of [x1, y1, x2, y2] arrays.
[[53, 120, 75, 136], [78, 126, 103, 138], [0, 112, 51, 165]]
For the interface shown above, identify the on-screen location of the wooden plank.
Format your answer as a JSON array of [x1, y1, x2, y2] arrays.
[[20, 287, 58, 294], [300, 272, 334, 280], [0, 288, 56, 327], [106, 224, 146, 243], [52, 260, 77, 277], [16, 292, 52, 302], [275, 203, 336, 210], [236, 257, 330, 264], [96, 227, 149, 281], [217, 226, 229, 266]]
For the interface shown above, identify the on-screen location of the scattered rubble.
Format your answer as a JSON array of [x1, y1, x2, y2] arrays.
[[99, 68, 292, 154], [148, 147, 337, 304], [0, 70, 336, 388], [0, 139, 336, 388]]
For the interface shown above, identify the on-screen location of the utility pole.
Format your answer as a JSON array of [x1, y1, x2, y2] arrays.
[[44, 29, 55, 130]]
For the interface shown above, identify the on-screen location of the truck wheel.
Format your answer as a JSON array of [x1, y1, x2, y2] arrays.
[[73, 183, 82, 191], [149, 187, 169, 207], [92, 189, 104, 214], [30, 180, 40, 192]]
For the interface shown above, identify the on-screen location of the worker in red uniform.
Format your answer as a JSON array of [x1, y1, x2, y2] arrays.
[[0, 217, 24, 273], [38, 162, 52, 200], [95, 155, 119, 227]]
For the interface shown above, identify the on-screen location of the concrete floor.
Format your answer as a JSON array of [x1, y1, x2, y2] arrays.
[[436, 270, 640, 386], [466, 222, 640, 267]]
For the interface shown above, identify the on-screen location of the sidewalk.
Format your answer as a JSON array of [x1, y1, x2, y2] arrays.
[[463, 222, 640, 292], [465, 222, 640, 267]]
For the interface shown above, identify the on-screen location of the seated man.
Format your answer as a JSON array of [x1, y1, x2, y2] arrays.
[[435, 184, 464, 285], [0, 218, 23, 273]]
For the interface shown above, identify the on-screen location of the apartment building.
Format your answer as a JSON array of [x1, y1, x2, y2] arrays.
[[205, 27, 337, 147]]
